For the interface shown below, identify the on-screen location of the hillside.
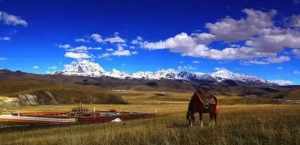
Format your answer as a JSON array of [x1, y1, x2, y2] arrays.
[[0, 69, 299, 106]]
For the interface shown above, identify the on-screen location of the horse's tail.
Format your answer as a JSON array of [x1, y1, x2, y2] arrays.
[[186, 102, 192, 120], [186, 109, 190, 119]]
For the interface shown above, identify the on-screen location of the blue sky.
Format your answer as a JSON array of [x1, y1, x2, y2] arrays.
[[0, 0, 300, 84]]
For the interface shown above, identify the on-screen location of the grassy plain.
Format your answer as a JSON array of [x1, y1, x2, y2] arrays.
[[0, 90, 299, 145]]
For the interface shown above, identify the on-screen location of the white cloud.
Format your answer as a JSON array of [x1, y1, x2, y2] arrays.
[[99, 53, 111, 58], [91, 33, 103, 43], [249, 56, 290, 64], [105, 35, 126, 43], [0, 57, 6, 61], [64, 52, 91, 59], [58, 44, 71, 49], [112, 49, 131, 56], [111, 45, 132, 56], [246, 30, 300, 53], [33, 65, 39, 69], [90, 33, 126, 44], [75, 38, 88, 43], [143, 33, 271, 60], [192, 60, 200, 64], [0, 11, 28, 27], [132, 51, 138, 55], [206, 9, 275, 41], [269, 80, 293, 86], [100, 45, 137, 58], [131, 36, 144, 45], [0, 36, 11, 41], [140, 9, 300, 64], [191, 32, 216, 44], [68, 45, 102, 52], [106, 48, 114, 52], [144, 32, 197, 50]]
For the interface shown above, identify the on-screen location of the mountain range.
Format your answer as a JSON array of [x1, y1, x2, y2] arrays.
[[56, 60, 290, 86]]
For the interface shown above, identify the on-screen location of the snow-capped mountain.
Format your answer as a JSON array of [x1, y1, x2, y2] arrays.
[[60, 60, 105, 77], [130, 69, 177, 80], [57, 60, 289, 86], [211, 68, 267, 83]]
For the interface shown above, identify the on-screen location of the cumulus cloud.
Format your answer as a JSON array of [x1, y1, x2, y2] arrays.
[[144, 32, 212, 53], [59, 44, 102, 52], [105, 35, 126, 44], [58, 44, 71, 49], [106, 48, 114, 52], [99, 53, 111, 58], [90, 32, 126, 44], [91, 33, 103, 43], [206, 9, 275, 41], [68, 45, 102, 52], [143, 33, 269, 60], [0, 11, 28, 27], [246, 30, 300, 53], [75, 38, 88, 43], [112, 49, 131, 56], [100, 45, 137, 58], [140, 9, 300, 64], [64, 52, 91, 59], [249, 55, 290, 64], [131, 36, 144, 45]]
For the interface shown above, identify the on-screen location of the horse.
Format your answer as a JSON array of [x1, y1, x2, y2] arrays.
[[186, 88, 218, 127]]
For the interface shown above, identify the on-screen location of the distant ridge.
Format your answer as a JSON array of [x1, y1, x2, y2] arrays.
[[55, 60, 289, 86]]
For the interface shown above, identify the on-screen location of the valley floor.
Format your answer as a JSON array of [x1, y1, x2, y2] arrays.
[[0, 91, 299, 145]]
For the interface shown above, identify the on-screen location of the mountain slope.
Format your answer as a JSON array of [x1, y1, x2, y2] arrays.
[[56, 61, 281, 86]]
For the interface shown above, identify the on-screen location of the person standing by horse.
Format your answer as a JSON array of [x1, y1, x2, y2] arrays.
[[186, 87, 218, 127]]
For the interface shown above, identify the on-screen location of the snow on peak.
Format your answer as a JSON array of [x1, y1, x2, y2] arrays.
[[59, 60, 291, 86], [62, 60, 105, 77], [269, 80, 293, 86], [128, 69, 177, 80], [211, 68, 264, 83]]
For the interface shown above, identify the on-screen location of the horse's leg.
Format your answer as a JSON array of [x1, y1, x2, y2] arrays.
[[213, 112, 217, 126], [199, 112, 203, 128], [190, 113, 195, 127], [209, 112, 215, 127], [209, 112, 217, 127], [187, 112, 195, 127]]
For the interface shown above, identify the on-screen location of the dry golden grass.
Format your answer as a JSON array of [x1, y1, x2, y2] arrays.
[[1, 104, 299, 145], [0, 91, 299, 145]]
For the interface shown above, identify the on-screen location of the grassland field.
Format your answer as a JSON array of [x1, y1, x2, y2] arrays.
[[0, 90, 299, 145]]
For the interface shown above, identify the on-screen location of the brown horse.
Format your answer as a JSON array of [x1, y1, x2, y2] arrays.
[[186, 88, 218, 127]]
